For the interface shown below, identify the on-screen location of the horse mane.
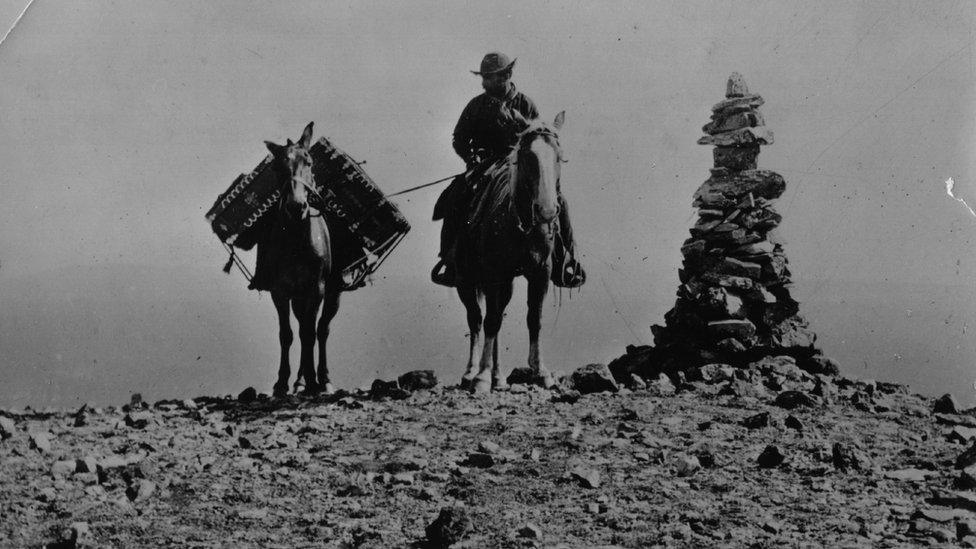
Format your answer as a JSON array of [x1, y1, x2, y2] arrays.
[[457, 121, 563, 285]]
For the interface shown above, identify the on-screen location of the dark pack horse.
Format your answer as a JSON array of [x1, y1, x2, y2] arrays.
[[456, 111, 568, 393], [262, 122, 358, 396]]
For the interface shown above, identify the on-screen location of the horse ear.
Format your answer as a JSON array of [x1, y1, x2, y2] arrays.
[[286, 138, 294, 147], [553, 111, 565, 130], [265, 141, 285, 157], [299, 122, 314, 148]]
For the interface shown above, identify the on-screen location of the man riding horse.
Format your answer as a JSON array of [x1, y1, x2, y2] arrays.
[[431, 52, 585, 288]]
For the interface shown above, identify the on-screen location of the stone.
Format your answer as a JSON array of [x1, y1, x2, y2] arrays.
[[518, 523, 543, 539], [716, 337, 746, 353], [751, 356, 807, 381], [937, 414, 976, 428], [721, 379, 768, 400], [649, 373, 676, 396], [934, 393, 961, 414], [958, 467, 976, 490], [126, 479, 156, 502], [959, 518, 976, 539], [698, 126, 773, 147], [29, 432, 52, 453], [884, 469, 932, 482], [698, 287, 746, 319], [370, 379, 410, 400], [237, 387, 257, 403], [76, 456, 98, 474], [712, 145, 759, 171], [832, 442, 868, 471], [397, 370, 438, 391], [693, 170, 786, 208], [726, 72, 750, 97], [929, 490, 976, 512], [697, 363, 735, 383], [0, 416, 15, 439], [949, 426, 976, 444], [426, 507, 472, 547], [552, 389, 581, 404], [757, 445, 785, 468], [570, 363, 619, 394], [51, 460, 76, 478], [695, 448, 716, 468], [741, 411, 770, 429], [570, 467, 601, 489], [773, 391, 817, 410], [711, 93, 764, 114], [461, 452, 495, 468], [507, 367, 551, 388], [799, 355, 841, 376], [607, 344, 656, 383], [706, 319, 756, 340], [771, 317, 817, 349], [628, 374, 647, 390], [703, 111, 764, 135], [124, 411, 152, 429], [784, 415, 804, 431], [958, 442, 976, 469], [681, 238, 706, 258], [732, 240, 775, 257], [719, 257, 763, 279], [37, 487, 58, 502], [390, 472, 415, 485], [675, 455, 701, 477]]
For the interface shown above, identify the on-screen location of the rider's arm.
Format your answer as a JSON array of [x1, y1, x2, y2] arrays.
[[452, 98, 479, 166]]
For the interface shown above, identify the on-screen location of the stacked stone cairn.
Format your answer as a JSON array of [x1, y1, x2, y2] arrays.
[[611, 73, 837, 382]]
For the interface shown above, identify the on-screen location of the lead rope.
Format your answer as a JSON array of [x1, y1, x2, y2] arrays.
[[221, 241, 253, 282]]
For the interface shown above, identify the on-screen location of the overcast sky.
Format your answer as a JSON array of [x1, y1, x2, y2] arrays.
[[1, 1, 974, 407]]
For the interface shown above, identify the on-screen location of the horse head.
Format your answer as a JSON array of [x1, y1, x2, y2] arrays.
[[511, 110, 565, 228], [265, 122, 316, 221]]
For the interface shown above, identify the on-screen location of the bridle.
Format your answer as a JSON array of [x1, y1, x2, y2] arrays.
[[514, 126, 562, 232]]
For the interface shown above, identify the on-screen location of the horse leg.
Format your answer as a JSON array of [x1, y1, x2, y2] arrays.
[[293, 297, 323, 394], [492, 336, 507, 390], [272, 292, 293, 397], [473, 281, 513, 393], [457, 284, 483, 390], [316, 287, 341, 394], [527, 270, 556, 388]]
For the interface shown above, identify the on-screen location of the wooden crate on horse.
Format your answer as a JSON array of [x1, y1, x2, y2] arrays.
[[205, 136, 410, 289], [306, 137, 411, 287]]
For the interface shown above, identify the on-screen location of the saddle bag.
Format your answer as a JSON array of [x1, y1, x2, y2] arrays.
[[206, 136, 411, 289]]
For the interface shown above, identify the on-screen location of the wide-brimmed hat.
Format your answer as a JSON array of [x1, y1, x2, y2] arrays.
[[471, 52, 517, 75]]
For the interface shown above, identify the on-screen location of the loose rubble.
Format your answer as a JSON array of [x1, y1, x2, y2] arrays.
[[0, 366, 971, 547]]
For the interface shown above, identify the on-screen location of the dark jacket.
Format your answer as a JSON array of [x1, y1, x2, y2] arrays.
[[452, 84, 539, 165]]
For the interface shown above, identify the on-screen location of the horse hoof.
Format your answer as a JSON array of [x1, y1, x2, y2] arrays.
[[301, 383, 321, 396], [540, 374, 556, 389], [273, 384, 289, 398], [493, 379, 509, 391], [322, 383, 335, 395], [472, 379, 492, 394], [460, 377, 473, 391]]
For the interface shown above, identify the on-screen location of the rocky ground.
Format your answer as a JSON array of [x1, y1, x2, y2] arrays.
[[3, 359, 976, 548]]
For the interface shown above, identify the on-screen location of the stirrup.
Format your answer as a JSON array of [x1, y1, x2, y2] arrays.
[[553, 258, 586, 288], [431, 260, 457, 287]]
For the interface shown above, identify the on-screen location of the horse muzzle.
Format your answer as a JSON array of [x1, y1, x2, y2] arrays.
[[283, 200, 309, 220]]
